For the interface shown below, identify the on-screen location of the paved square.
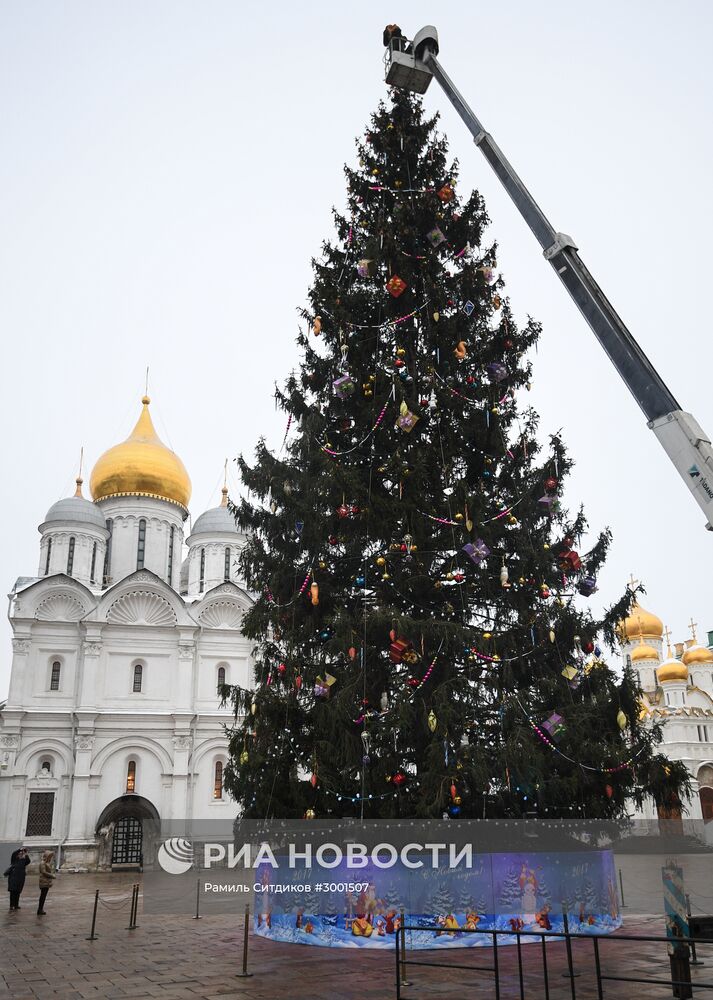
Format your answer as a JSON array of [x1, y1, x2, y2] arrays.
[[1, 872, 711, 999]]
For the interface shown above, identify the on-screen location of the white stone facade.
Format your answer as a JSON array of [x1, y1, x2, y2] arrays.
[[0, 429, 251, 870]]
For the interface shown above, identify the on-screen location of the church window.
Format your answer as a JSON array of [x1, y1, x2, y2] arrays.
[[66, 537, 75, 576], [44, 538, 52, 575], [103, 519, 113, 586], [224, 547, 231, 582], [167, 525, 175, 584], [25, 792, 54, 836], [137, 519, 147, 570], [90, 542, 97, 584], [50, 661, 61, 691], [217, 665, 226, 690], [126, 760, 136, 793], [132, 663, 143, 693], [199, 548, 205, 591], [214, 760, 223, 799]]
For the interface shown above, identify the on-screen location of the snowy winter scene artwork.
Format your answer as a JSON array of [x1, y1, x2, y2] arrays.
[[253, 851, 621, 949]]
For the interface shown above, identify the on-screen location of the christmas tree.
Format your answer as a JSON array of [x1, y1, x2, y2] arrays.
[[224, 88, 689, 822]]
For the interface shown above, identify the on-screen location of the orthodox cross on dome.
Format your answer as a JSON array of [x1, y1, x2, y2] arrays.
[[627, 573, 640, 592], [74, 446, 85, 497], [663, 624, 673, 658], [688, 617, 698, 643], [221, 458, 229, 507]]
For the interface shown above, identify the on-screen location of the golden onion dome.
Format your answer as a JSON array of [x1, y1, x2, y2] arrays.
[[618, 601, 664, 641], [90, 396, 191, 510], [682, 643, 713, 667], [657, 657, 688, 684], [630, 643, 659, 662]]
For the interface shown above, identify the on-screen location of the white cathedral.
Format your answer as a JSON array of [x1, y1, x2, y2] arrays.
[[618, 601, 713, 832], [0, 395, 253, 870]]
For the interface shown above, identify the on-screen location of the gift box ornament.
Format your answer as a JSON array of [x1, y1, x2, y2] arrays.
[[486, 362, 508, 383], [578, 575, 598, 597], [314, 672, 337, 699], [560, 664, 578, 682], [357, 258, 375, 278], [426, 226, 446, 247], [463, 300, 475, 317], [462, 539, 490, 565], [386, 274, 407, 298], [437, 182, 454, 203], [559, 549, 582, 572], [396, 401, 419, 432], [333, 373, 356, 399], [542, 712, 565, 740], [389, 637, 413, 664]]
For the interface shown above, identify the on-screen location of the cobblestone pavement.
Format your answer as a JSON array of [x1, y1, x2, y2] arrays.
[[1, 872, 711, 999]]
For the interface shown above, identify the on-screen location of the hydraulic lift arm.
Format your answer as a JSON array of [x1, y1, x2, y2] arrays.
[[385, 26, 713, 530]]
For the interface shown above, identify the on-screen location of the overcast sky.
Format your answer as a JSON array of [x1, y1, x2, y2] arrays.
[[1, 2, 711, 697]]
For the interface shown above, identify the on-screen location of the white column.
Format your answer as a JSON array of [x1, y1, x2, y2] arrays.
[[67, 732, 94, 840]]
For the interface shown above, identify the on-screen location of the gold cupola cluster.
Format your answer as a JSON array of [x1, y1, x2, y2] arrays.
[[90, 396, 192, 511], [617, 601, 664, 642]]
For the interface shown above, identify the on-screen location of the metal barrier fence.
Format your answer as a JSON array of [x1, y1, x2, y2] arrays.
[[394, 923, 713, 999]]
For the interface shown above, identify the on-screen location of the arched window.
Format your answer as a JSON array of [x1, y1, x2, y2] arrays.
[[66, 537, 75, 576], [224, 546, 231, 582], [50, 661, 61, 691], [136, 519, 147, 570], [103, 518, 113, 586], [199, 548, 205, 591], [167, 525, 175, 584], [126, 760, 136, 793], [132, 663, 143, 693], [214, 760, 223, 800], [90, 541, 98, 585], [217, 665, 226, 690], [44, 538, 52, 575]]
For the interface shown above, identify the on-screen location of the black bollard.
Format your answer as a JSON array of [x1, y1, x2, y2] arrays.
[[670, 942, 693, 999], [192, 878, 201, 920], [619, 867, 626, 908], [86, 889, 99, 940], [685, 895, 704, 967], [236, 903, 253, 978]]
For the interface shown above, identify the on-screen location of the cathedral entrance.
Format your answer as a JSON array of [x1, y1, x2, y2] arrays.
[[111, 815, 143, 867], [96, 794, 160, 871]]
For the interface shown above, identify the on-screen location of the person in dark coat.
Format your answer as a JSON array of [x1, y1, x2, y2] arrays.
[[4, 848, 31, 910]]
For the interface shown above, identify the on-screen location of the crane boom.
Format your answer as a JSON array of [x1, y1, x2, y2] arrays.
[[385, 26, 713, 530]]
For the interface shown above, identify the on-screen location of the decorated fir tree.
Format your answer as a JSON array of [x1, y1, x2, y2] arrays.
[[223, 88, 688, 822]]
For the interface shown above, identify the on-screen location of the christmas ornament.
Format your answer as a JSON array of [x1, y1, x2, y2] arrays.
[[239, 750, 249, 765], [333, 374, 356, 399], [449, 804, 461, 817], [578, 576, 598, 597], [310, 581, 319, 606], [561, 664, 578, 682], [605, 784, 614, 799], [427, 709, 437, 732], [545, 476, 558, 492], [312, 316, 322, 336], [305, 808, 316, 820], [250, 700, 257, 715], [390, 637, 414, 664], [616, 709, 628, 730], [310, 772, 318, 787], [437, 182, 454, 203], [462, 539, 490, 565], [380, 691, 389, 712], [462, 300, 475, 317], [386, 274, 407, 298], [357, 258, 375, 278], [314, 672, 336, 698], [492, 294, 502, 309], [454, 340, 468, 359], [486, 362, 508, 383], [559, 550, 582, 572], [348, 646, 357, 660], [480, 266, 496, 285], [500, 563, 510, 588], [433, 310, 440, 321], [392, 771, 407, 787], [426, 226, 446, 247], [317, 627, 334, 643], [336, 504, 350, 519], [396, 403, 419, 432], [542, 712, 565, 740]]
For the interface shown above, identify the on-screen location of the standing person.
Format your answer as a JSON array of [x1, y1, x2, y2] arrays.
[[37, 851, 56, 915], [4, 848, 30, 910]]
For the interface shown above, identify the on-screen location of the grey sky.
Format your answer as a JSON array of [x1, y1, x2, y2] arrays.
[[1, 2, 711, 697]]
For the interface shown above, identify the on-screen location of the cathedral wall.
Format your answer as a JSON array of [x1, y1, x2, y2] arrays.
[[98, 497, 185, 587]]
